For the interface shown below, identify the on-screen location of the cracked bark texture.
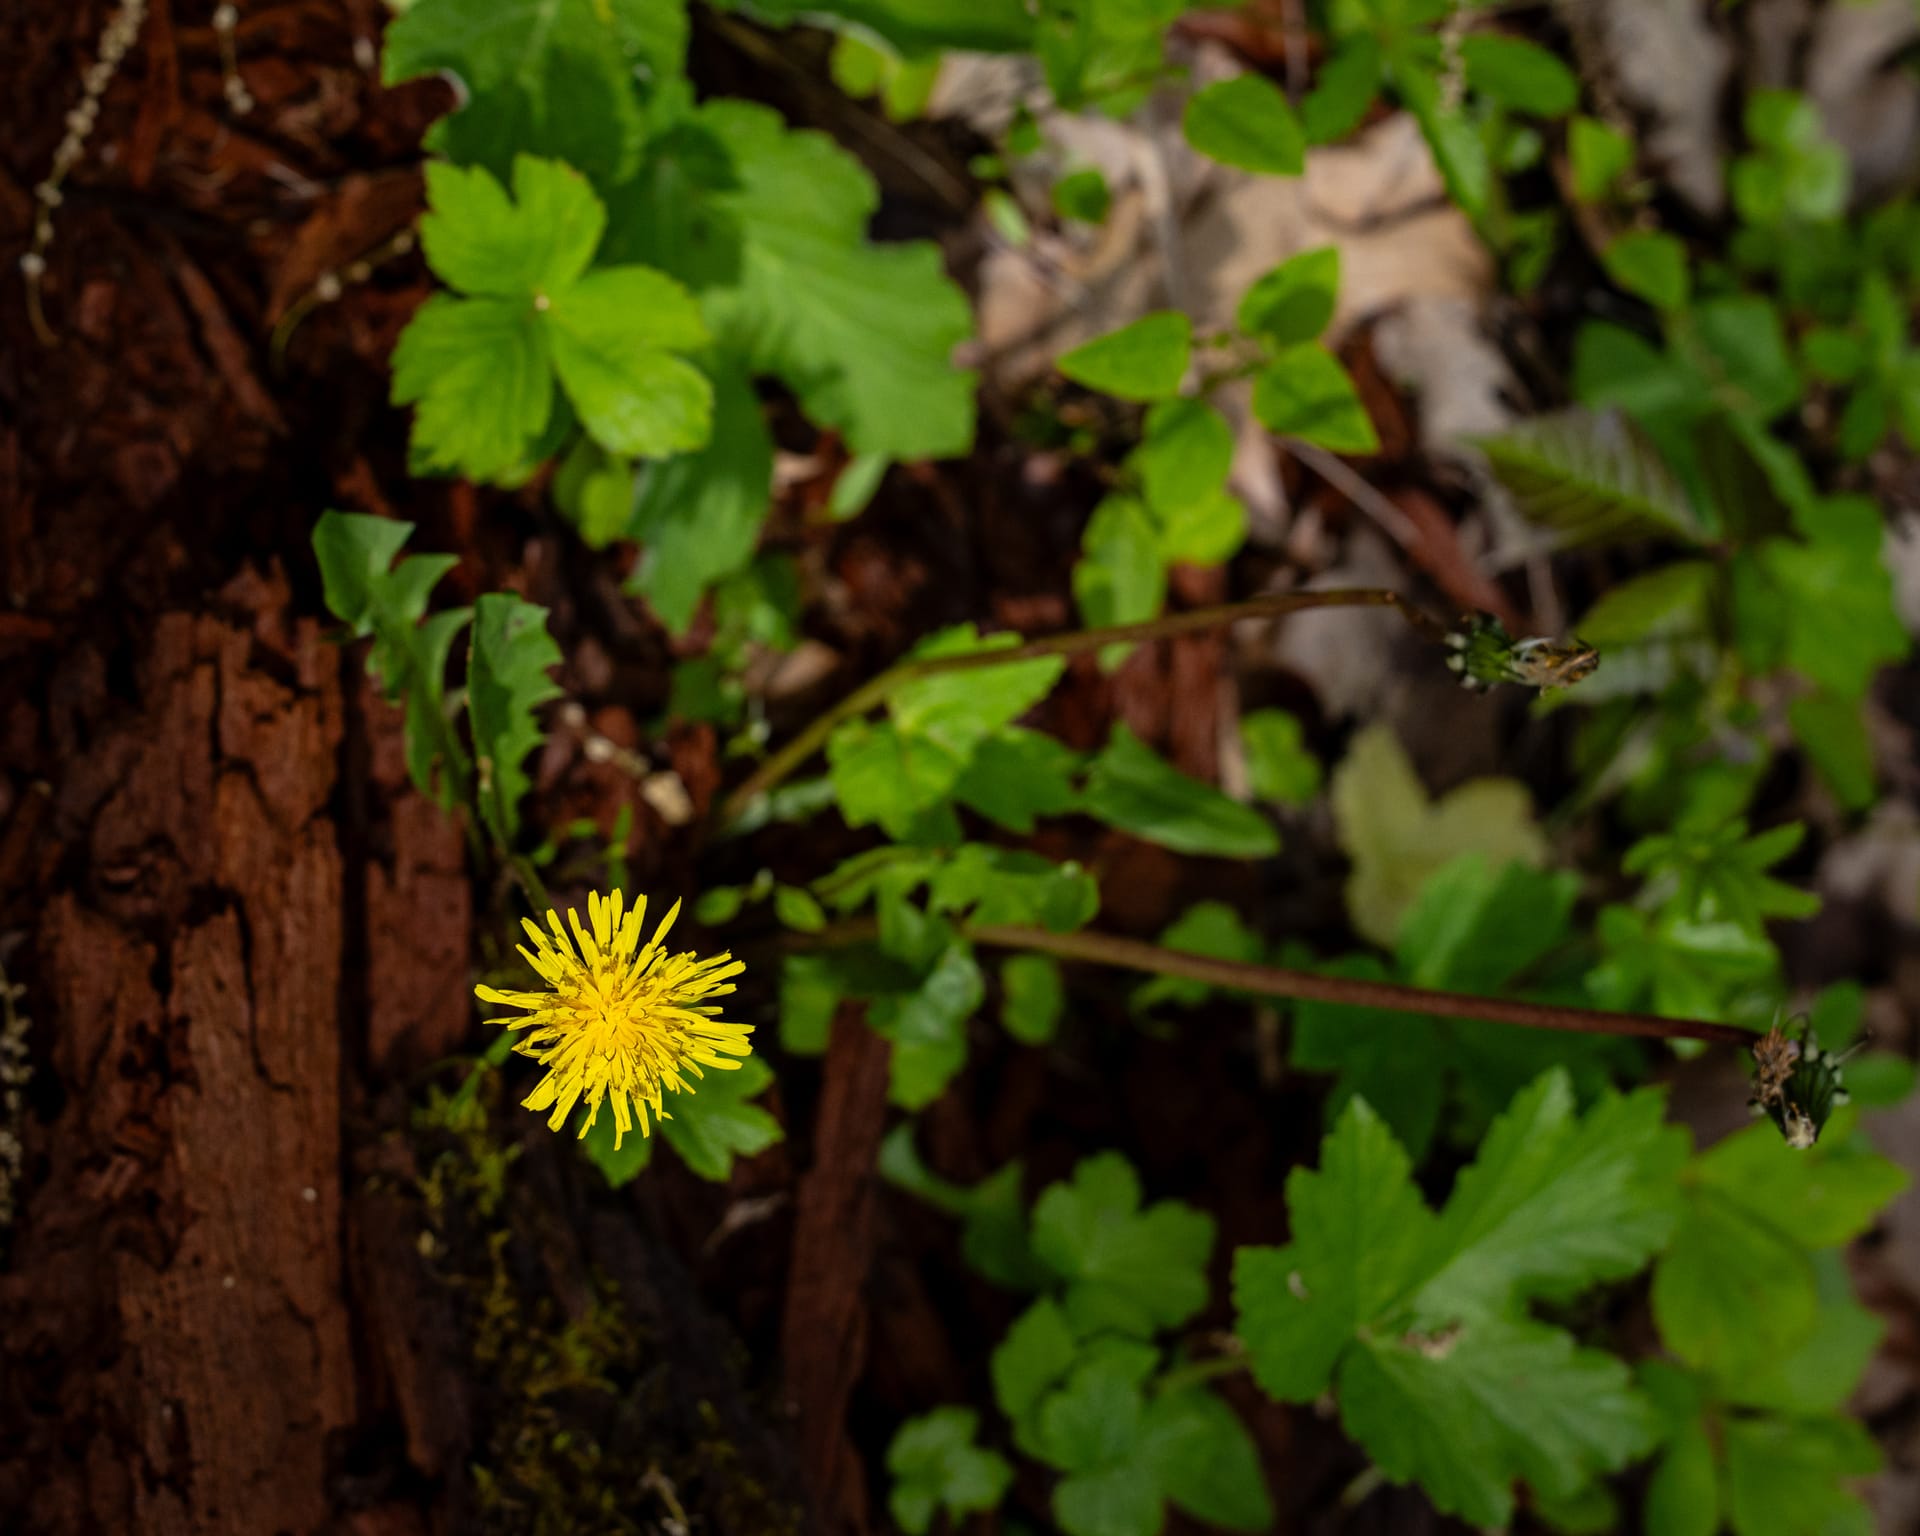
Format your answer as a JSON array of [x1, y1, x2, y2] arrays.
[[0, 568, 354, 1534]]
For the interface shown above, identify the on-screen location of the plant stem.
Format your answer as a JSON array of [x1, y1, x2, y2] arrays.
[[962, 924, 1753, 1045], [719, 587, 1447, 826], [804, 918, 1752, 1048]]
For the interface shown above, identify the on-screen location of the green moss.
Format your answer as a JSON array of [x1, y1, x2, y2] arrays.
[[410, 1072, 801, 1536]]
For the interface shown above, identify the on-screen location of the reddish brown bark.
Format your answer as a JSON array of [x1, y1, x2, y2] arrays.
[[782, 1014, 894, 1536], [2, 570, 353, 1534]]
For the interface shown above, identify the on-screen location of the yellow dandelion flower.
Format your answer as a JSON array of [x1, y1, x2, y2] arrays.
[[475, 889, 751, 1148]]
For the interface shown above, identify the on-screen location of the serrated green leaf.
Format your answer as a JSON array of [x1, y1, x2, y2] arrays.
[[1081, 724, 1280, 858], [993, 1297, 1079, 1439], [419, 156, 606, 297], [312, 512, 472, 809], [1183, 73, 1306, 175], [886, 1407, 1013, 1535], [1476, 407, 1704, 548], [1140, 1388, 1273, 1531], [1058, 312, 1192, 401], [1724, 1414, 1878, 1536], [1236, 245, 1340, 348], [695, 102, 976, 459], [468, 593, 563, 847], [1693, 1119, 1908, 1250], [391, 293, 555, 482], [1340, 1316, 1656, 1528], [544, 265, 713, 458], [1031, 1152, 1215, 1337], [1419, 1071, 1686, 1317], [1251, 343, 1379, 453], [1654, 1188, 1819, 1379], [1234, 1100, 1441, 1403], [657, 1054, 782, 1180], [384, 0, 686, 94]]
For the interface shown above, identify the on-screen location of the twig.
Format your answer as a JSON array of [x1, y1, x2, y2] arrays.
[[718, 587, 1446, 825]]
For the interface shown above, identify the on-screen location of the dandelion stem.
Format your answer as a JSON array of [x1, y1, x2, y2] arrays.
[[804, 919, 1752, 1048], [719, 587, 1446, 826]]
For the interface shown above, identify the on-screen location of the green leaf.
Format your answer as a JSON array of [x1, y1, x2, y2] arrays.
[[693, 101, 976, 459], [1041, 1348, 1165, 1536], [1475, 407, 1704, 548], [954, 727, 1081, 833], [773, 885, 826, 933], [391, 293, 554, 482], [1288, 954, 1448, 1160], [580, 1101, 655, 1186], [1678, 296, 1801, 422], [1724, 1414, 1878, 1536], [552, 438, 634, 547], [1418, 1072, 1686, 1318], [1239, 708, 1323, 806], [1031, 1152, 1216, 1337], [544, 265, 712, 457], [1073, 494, 1167, 638], [1654, 1189, 1819, 1380], [892, 626, 1068, 753], [1303, 35, 1382, 144], [1058, 312, 1193, 401], [1237, 1083, 1672, 1527], [312, 512, 472, 809], [887, 1407, 1013, 1535], [1565, 560, 1721, 702], [1140, 1388, 1274, 1531], [1622, 816, 1821, 932], [1132, 901, 1264, 1013], [1002, 953, 1066, 1044], [1330, 724, 1546, 948], [1234, 1099, 1440, 1402], [1081, 723, 1280, 858], [468, 593, 563, 848], [1393, 853, 1578, 995], [881, 1125, 1045, 1290], [628, 360, 773, 632], [1340, 1316, 1656, 1527], [1133, 397, 1234, 517], [1236, 246, 1340, 348], [1183, 73, 1306, 176], [1460, 33, 1579, 117], [745, 0, 1034, 55], [928, 845, 1098, 932], [1251, 344, 1379, 453], [1053, 167, 1113, 224], [1604, 231, 1691, 312], [419, 157, 606, 297], [659, 1054, 783, 1180], [993, 1297, 1079, 1438], [1569, 115, 1634, 202], [1693, 1119, 1908, 1251], [779, 952, 841, 1054], [870, 942, 985, 1109], [1758, 530, 1908, 698], [385, 0, 686, 95]]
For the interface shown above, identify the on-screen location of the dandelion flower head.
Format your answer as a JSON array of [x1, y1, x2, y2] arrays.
[[475, 890, 750, 1147]]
